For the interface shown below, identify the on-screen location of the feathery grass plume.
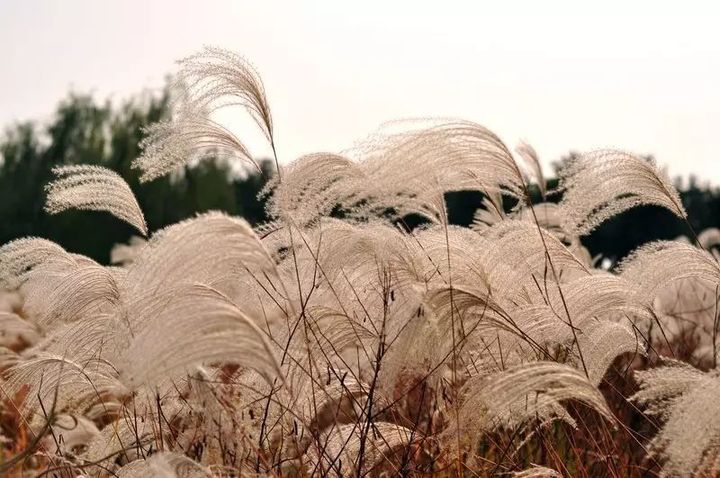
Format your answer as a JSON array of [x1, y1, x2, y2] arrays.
[[134, 99, 258, 182], [424, 284, 553, 383], [4, 352, 124, 416], [577, 320, 641, 386], [272, 219, 429, 396], [24, 263, 120, 328], [176, 46, 273, 143], [116, 453, 213, 478], [513, 465, 563, 478], [457, 362, 613, 438], [516, 202, 566, 238], [134, 45, 272, 182], [413, 225, 492, 287], [124, 211, 278, 303], [308, 422, 416, 476], [0, 237, 75, 289], [45, 165, 148, 235], [119, 284, 282, 389], [515, 140, 546, 198], [284, 306, 378, 394], [478, 220, 589, 300], [618, 240, 720, 303], [559, 150, 686, 236], [633, 361, 720, 477], [110, 235, 147, 266], [292, 219, 423, 303], [0, 238, 122, 332], [339, 120, 527, 222], [488, 279, 643, 380], [471, 195, 507, 231], [0, 311, 39, 346], [265, 153, 361, 225], [698, 227, 720, 250], [427, 285, 516, 340], [548, 274, 643, 324]]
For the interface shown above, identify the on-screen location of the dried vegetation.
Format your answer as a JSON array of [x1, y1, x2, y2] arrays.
[[1, 47, 717, 477]]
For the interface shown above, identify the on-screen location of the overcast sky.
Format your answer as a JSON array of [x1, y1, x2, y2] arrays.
[[1, 0, 719, 182]]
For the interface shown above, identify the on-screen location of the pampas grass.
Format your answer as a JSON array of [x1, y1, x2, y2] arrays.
[[0, 46, 714, 477]]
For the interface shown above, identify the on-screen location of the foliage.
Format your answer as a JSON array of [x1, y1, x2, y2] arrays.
[[0, 91, 270, 263]]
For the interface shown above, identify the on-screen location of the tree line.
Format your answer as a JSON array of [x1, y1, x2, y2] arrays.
[[1, 90, 717, 264]]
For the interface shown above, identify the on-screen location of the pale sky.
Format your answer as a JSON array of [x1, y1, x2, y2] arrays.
[[1, 0, 719, 182]]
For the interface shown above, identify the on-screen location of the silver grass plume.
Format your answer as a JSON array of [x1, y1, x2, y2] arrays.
[[515, 140, 546, 198], [513, 465, 563, 478], [308, 422, 416, 476], [457, 362, 613, 438], [0, 237, 72, 288], [23, 262, 120, 327], [110, 235, 147, 266], [119, 283, 282, 389], [266, 153, 360, 225], [619, 240, 720, 303], [124, 211, 278, 300], [559, 150, 686, 236], [0, 238, 121, 328], [471, 195, 507, 231], [698, 227, 720, 250], [116, 452, 213, 478], [176, 46, 273, 142], [632, 361, 720, 477], [135, 46, 272, 182], [273, 120, 530, 224], [5, 351, 125, 416], [478, 220, 589, 300], [577, 320, 641, 386], [45, 165, 147, 235], [134, 99, 257, 182]]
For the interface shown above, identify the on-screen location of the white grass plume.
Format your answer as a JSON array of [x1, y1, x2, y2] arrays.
[[309, 422, 416, 476], [177, 46, 273, 143], [513, 465, 563, 478], [110, 235, 147, 266], [265, 153, 360, 225], [633, 361, 720, 477], [45, 165, 147, 235], [559, 150, 686, 236], [0, 237, 76, 289], [0, 238, 121, 329], [134, 99, 258, 182], [116, 453, 212, 478], [515, 140, 546, 198], [457, 361, 613, 437], [619, 240, 720, 303], [119, 283, 282, 389], [135, 46, 272, 182], [348, 120, 528, 222], [124, 211, 277, 301]]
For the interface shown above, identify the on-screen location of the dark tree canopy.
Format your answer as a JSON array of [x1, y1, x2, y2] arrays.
[[1, 90, 719, 264], [0, 91, 272, 263]]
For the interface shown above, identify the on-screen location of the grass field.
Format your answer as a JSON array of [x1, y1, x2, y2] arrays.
[[1, 47, 718, 477]]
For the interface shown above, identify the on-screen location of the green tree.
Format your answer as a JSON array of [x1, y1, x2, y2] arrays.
[[0, 91, 272, 263]]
